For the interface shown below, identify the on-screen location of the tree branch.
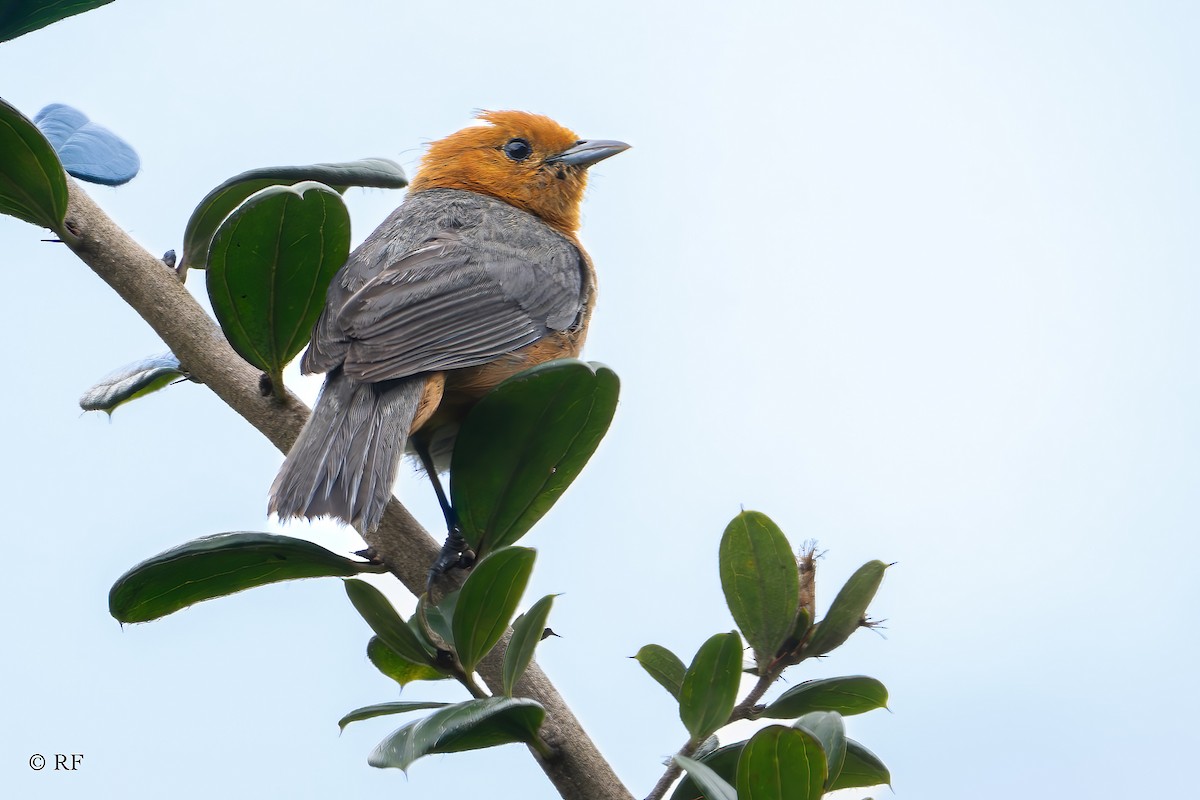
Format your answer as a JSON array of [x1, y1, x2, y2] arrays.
[[62, 179, 633, 800]]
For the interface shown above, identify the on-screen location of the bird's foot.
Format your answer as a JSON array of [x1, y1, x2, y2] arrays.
[[426, 526, 476, 591]]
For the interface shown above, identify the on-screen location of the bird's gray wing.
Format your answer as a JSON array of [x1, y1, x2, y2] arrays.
[[329, 231, 584, 384]]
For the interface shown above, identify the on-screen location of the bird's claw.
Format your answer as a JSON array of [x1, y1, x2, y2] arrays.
[[457, 548, 476, 569], [426, 526, 474, 591]]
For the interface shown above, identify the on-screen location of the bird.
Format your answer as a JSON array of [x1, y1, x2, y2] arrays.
[[268, 110, 628, 579]]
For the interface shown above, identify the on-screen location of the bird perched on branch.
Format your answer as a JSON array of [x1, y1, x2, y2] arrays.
[[269, 111, 628, 578]]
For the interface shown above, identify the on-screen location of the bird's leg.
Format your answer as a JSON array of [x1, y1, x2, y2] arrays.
[[413, 438, 476, 589]]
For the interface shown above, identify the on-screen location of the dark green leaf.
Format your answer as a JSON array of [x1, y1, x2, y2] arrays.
[[451, 547, 535, 673], [0, 0, 114, 43], [368, 697, 545, 771], [761, 676, 889, 720], [344, 579, 436, 667], [828, 739, 891, 791], [736, 726, 826, 800], [790, 607, 812, 648], [451, 359, 619, 557], [79, 352, 185, 414], [794, 711, 846, 789], [679, 631, 743, 741], [34, 103, 139, 186], [109, 532, 386, 623], [206, 181, 349, 384], [805, 561, 888, 657], [338, 701, 449, 732], [180, 158, 407, 272], [366, 636, 448, 686], [634, 644, 687, 700], [719, 511, 800, 671], [673, 755, 737, 800], [411, 590, 458, 652], [0, 97, 67, 231], [503, 593, 556, 695], [671, 742, 745, 800]]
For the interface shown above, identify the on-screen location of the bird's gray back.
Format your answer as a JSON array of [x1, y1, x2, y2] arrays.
[[303, 189, 585, 376]]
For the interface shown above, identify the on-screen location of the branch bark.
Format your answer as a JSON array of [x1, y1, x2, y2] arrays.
[[62, 179, 633, 800]]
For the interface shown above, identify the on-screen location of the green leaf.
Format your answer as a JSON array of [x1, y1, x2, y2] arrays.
[[736, 726, 826, 800], [828, 739, 891, 791], [719, 511, 800, 671], [451, 547, 536, 673], [789, 607, 812, 648], [366, 636, 448, 686], [793, 711, 847, 789], [368, 697, 545, 771], [503, 593, 556, 696], [634, 644, 687, 700], [411, 590, 458, 652], [671, 742, 745, 800], [0, 97, 67, 231], [0, 1, 114, 44], [205, 181, 350, 385], [679, 631, 743, 741], [337, 701, 449, 732], [108, 532, 386, 623], [180, 158, 407, 272], [674, 755, 738, 800], [451, 359, 619, 557], [694, 735, 721, 761], [79, 352, 186, 414], [805, 561, 888, 657], [344, 579, 436, 667], [761, 676, 888, 720]]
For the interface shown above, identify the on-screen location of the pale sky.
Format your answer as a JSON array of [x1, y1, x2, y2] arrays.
[[2, 1, 1198, 798]]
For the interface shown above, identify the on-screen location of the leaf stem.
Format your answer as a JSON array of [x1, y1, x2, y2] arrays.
[[460, 671, 490, 699]]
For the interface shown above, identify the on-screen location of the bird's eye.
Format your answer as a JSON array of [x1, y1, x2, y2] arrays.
[[502, 138, 533, 162]]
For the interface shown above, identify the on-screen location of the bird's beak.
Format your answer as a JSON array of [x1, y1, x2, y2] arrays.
[[546, 139, 631, 168]]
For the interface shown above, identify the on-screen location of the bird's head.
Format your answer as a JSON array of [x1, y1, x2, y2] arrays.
[[408, 110, 629, 234]]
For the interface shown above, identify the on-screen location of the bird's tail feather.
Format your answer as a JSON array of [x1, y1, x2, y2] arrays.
[[269, 371, 422, 533]]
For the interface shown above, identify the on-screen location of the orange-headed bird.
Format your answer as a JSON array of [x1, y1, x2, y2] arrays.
[[269, 111, 628, 576]]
